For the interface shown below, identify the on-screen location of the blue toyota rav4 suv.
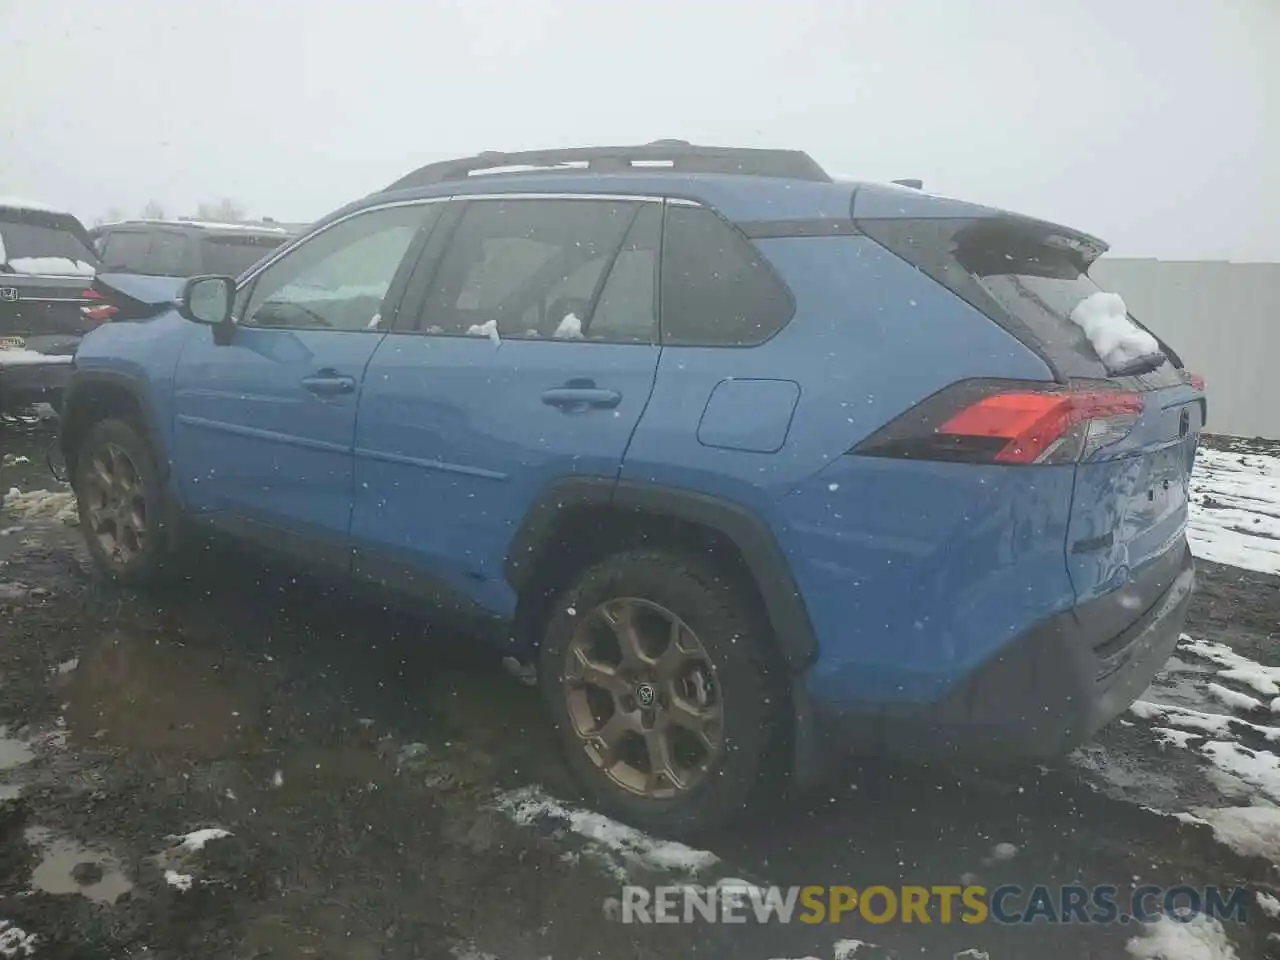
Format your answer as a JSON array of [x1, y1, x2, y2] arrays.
[[60, 142, 1203, 836]]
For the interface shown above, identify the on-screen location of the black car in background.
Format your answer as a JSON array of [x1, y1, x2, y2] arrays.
[[0, 198, 102, 413], [89, 218, 294, 279]]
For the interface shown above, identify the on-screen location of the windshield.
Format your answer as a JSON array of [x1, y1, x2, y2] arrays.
[[200, 235, 286, 276]]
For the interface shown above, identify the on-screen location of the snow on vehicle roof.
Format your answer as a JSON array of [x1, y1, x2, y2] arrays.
[[94, 217, 290, 234], [0, 195, 77, 218]]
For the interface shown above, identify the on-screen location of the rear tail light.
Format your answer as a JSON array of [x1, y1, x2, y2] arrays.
[[80, 288, 118, 323], [852, 380, 1145, 465], [1183, 371, 1206, 392]]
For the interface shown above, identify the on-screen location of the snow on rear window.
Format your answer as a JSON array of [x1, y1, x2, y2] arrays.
[[0, 218, 97, 271], [4, 256, 95, 277], [1068, 291, 1162, 373]]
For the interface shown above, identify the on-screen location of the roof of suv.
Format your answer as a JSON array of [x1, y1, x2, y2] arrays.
[[362, 140, 1104, 254]]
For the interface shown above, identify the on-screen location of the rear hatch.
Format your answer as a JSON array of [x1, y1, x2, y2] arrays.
[[0, 207, 101, 345], [860, 212, 1203, 617]]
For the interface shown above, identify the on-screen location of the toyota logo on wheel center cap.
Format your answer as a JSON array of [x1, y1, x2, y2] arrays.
[[635, 682, 657, 708]]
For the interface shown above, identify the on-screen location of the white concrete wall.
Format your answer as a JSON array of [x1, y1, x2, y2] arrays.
[[1089, 258, 1280, 440]]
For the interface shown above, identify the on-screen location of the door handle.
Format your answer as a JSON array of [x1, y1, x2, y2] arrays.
[[541, 387, 622, 411], [301, 370, 356, 396]]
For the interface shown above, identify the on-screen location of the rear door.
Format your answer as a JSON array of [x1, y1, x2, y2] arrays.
[[352, 196, 662, 616], [863, 215, 1202, 612]]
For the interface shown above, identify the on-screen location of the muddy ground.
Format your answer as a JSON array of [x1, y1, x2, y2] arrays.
[[2, 417, 1279, 959]]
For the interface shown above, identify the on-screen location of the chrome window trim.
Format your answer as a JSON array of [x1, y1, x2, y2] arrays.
[[233, 191, 707, 321]]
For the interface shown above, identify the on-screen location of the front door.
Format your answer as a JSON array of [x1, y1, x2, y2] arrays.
[[171, 201, 441, 566]]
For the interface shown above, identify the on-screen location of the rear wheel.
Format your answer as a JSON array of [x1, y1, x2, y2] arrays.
[[538, 549, 784, 837], [73, 418, 170, 585]]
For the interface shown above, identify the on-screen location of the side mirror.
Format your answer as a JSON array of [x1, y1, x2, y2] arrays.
[[180, 275, 235, 327]]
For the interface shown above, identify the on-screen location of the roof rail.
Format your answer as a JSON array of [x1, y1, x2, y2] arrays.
[[892, 178, 923, 189], [383, 140, 832, 192]]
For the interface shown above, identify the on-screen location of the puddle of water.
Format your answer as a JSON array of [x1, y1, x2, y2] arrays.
[[24, 826, 133, 904], [0, 726, 33, 773], [65, 628, 255, 757]]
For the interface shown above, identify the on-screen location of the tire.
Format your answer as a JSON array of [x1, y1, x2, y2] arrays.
[[538, 549, 785, 838], [73, 417, 172, 586]]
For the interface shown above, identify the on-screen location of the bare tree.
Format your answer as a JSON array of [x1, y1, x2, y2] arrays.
[[140, 200, 166, 219], [195, 198, 246, 222]]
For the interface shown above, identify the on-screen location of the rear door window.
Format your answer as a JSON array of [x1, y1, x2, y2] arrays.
[[146, 230, 189, 276], [417, 197, 637, 339], [200, 235, 285, 277], [659, 205, 793, 346], [99, 231, 152, 272]]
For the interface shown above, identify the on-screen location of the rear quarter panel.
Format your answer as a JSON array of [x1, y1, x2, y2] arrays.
[[623, 234, 1076, 704]]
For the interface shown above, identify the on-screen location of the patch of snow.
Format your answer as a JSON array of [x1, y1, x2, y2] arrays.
[[988, 842, 1018, 862], [449, 944, 499, 960], [0, 918, 38, 958], [170, 827, 231, 852], [1199, 742, 1280, 803], [3, 488, 78, 524], [1125, 911, 1238, 960], [1069, 291, 1162, 372], [0, 195, 71, 216], [465, 318, 501, 345], [1, 455, 31, 466], [1206, 682, 1264, 714], [553, 311, 583, 339], [1181, 636, 1280, 698], [164, 870, 193, 891], [4, 256, 95, 277], [56, 658, 78, 676], [1190, 805, 1280, 862], [1153, 727, 1203, 749], [494, 785, 719, 880], [1129, 701, 1235, 737], [1256, 891, 1280, 918], [834, 941, 885, 959], [0, 349, 74, 366], [271, 769, 284, 787], [1189, 448, 1280, 576]]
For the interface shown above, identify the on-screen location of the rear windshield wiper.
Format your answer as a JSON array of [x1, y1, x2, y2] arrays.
[[1109, 352, 1167, 377]]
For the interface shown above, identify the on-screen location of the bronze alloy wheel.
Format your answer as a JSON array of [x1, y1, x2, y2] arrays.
[[562, 597, 724, 800], [81, 441, 148, 567]]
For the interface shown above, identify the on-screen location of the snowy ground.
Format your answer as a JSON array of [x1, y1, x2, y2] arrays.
[[1188, 446, 1280, 577], [1, 427, 1278, 959]]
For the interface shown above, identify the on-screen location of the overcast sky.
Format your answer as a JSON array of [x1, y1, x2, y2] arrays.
[[1, 0, 1275, 260]]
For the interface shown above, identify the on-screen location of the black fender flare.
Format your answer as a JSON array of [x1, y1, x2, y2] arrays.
[[59, 369, 170, 480], [505, 477, 818, 671]]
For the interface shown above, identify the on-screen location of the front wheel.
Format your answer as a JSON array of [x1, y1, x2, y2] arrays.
[[73, 418, 170, 585], [538, 549, 785, 838]]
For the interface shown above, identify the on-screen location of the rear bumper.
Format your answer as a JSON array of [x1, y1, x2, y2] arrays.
[[810, 545, 1195, 759]]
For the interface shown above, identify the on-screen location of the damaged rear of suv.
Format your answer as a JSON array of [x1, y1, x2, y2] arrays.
[[0, 199, 102, 413]]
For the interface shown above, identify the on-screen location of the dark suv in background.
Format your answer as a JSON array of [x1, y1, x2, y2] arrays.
[[0, 198, 102, 412], [90, 218, 296, 279]]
